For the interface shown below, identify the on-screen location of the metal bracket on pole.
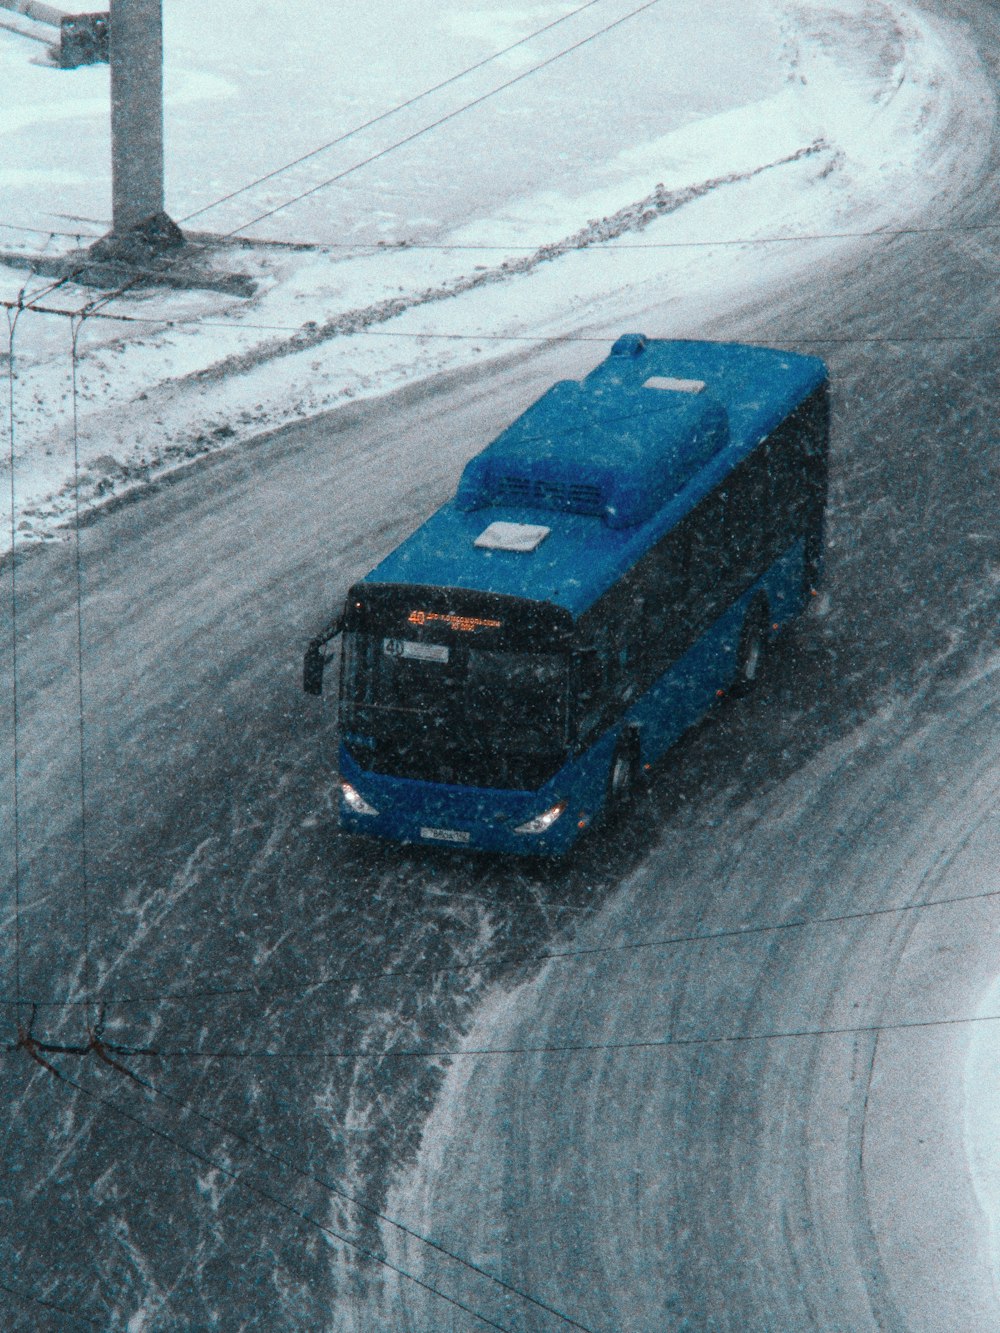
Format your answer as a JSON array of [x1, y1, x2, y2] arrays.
[[0, 2, 109, 67], [60, 12, 108, 67]]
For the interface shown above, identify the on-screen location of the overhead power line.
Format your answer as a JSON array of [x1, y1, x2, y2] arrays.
[[4, 874, 997, 1013], [307, 218, 1000, 248], [6, 179, 998, 326], [0, 218, 102, 240], [179, 0, 609, 223], [47, 1062, 564, 1333], [5, 204, 999, 342], [69, 319, 95, 1018], [102, 1005, 1000, 1063], [4, 212, 999, 259], [6, 293, 29, 1013], [98, 1056, 597, 1332], [220, 0, 662, 238], [0, 1275, 102, 1329], [3, 293, 999, 349]]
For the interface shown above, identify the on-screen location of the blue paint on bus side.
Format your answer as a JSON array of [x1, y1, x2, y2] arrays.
[[363, 339, 827, 618], [338, 538, 811, 858], [327, 337, 828, 856], [625, 537, 806, 772], [630, 614, 737, 767]]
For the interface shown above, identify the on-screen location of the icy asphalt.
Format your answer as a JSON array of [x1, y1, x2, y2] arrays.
[[1, 0, 999, 1331]]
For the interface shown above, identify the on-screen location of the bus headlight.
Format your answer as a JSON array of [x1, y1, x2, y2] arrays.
[[341, 780, 378, 816], [514, 800, 567, 835]]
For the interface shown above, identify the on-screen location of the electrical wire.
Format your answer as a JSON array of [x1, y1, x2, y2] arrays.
[[179, 0, 611, 224], [0, 1275, 102, 1329], [207, 0, 666, 241], [5, 212, 1000, 257], [3, 294, 999, 348], [3, 876, 997, 1013], [93, 1005, 1000, 1063], [46, 1060, 536, 1333], [257, 218, 1000, 249], [88, 1055, 597, 1333], [5, 287, 31, 1014], [6, 205, 998, 333], [0, 218, 102, 241], [9, 263, 94, 313], [69, 316, 94, 1015], [5, 311, 20, 1009]]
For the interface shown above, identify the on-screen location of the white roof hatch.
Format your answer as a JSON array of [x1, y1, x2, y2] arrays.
[[474, 521, 551, 552], [643, 375, 706, 394]]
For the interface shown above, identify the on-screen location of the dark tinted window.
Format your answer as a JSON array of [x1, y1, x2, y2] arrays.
[[340, 632, 569, 789]]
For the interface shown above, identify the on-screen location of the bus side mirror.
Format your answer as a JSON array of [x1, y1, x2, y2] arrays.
[[303, 640, 326, 695], [302, 611, 345, 696]]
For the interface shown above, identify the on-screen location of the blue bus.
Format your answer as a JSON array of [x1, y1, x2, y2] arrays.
[[303, 335, 829, 855]]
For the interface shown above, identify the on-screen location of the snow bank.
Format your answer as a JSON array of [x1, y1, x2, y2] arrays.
[[0, 0, 993, 557]]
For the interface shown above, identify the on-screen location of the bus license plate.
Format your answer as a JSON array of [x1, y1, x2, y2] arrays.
[[420, 826, 471, 845]]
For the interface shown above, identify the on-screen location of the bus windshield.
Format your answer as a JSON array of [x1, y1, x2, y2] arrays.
[[341, 632, 570, 790]]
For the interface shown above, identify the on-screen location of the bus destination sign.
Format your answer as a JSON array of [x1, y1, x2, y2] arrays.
[[407, 610, 502, 633]]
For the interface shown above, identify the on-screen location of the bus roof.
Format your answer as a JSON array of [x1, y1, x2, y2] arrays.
[[361, 337, 827, 619]]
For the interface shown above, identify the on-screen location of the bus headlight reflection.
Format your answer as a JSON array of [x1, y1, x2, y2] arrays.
[[514, 800, 567, 835], [341, 780, 379, 816]]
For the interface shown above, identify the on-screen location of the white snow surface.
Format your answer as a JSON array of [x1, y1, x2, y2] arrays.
[[966, 765, 1000, 1306], [0, 0, 994, 553], [381, 651, 1000, 1329]]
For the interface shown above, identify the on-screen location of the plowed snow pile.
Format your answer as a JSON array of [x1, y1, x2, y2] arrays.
[[0, 0, 993, 554]]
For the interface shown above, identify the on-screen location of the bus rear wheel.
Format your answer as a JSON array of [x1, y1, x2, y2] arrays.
[[606, 732, 639, 816], [733, 600, 769, 696]]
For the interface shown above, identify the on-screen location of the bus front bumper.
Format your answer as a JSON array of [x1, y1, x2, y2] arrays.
[[337, 748, 587, 856]]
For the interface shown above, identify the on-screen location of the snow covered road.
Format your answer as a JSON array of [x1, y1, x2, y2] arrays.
[[1, 0, 998, 1329], [382, 655, 1000, 1330]]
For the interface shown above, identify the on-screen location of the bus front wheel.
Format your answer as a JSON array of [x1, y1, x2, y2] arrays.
[[733, 600, 769, 696]]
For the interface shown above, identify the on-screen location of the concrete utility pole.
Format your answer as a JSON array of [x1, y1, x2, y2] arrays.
[[109, 0, 167, 235]]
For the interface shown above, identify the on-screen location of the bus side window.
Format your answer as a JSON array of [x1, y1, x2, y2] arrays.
[[801, 387, 829, 519], [646, 528, 688, 674], [727, 450, 767, 585], [621, 590, 647, 698], [766, 411, 809, 536], [686, 488, 728, 625]]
